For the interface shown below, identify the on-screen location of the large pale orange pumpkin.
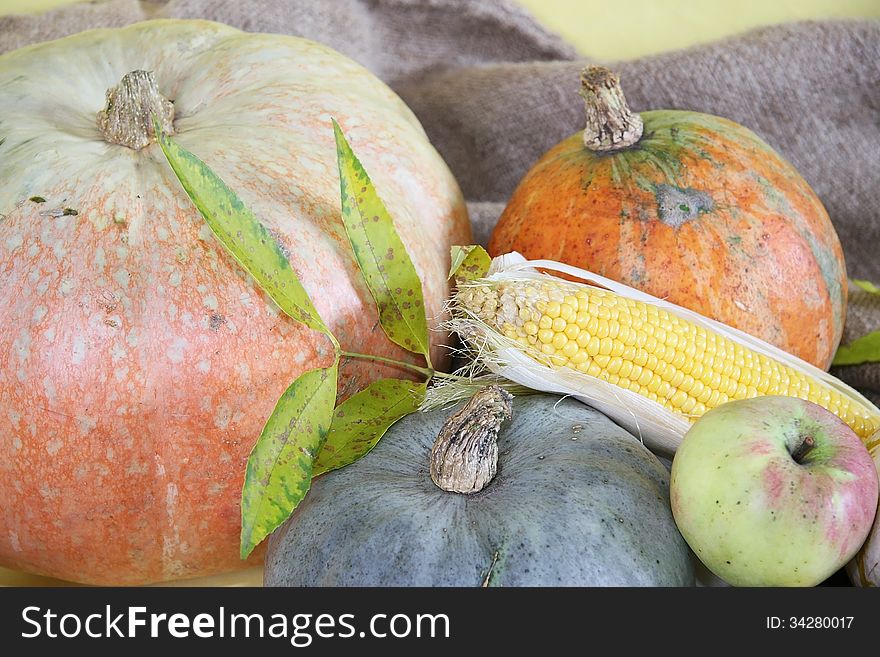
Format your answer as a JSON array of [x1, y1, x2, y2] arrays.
[[490, 67, 846, 370], [0, 20, 470, 585]]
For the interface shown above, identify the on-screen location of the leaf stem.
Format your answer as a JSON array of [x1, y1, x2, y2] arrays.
[[340, 350, 434, 378], [339, 350, 463, 381]]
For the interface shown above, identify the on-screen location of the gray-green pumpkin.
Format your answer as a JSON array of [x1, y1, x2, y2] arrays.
[[264, 392, 694, 586]]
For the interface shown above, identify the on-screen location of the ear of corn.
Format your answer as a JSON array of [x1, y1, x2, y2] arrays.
[[449, 252, 880, 455]]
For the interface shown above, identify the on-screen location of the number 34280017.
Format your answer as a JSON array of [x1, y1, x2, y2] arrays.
[[767, 617, 854, 629]]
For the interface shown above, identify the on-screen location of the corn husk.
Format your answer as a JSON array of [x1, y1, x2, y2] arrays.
[[442, 252, 880, 455]]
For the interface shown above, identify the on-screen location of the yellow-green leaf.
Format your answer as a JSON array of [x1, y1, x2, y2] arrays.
[[332, 119, 430, 361], [314, 379, 427, 477], [449, 244, 491, 281], [240, 363, 338, 558], [833, 331, 880, 366], [156, 126, 328, 336], [853, 279, 880, 295]]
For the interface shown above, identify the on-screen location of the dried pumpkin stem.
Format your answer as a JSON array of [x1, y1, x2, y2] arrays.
[[97, 70, 175, 150], [430, 385, 513, 494], [580, 66, 643, 152]]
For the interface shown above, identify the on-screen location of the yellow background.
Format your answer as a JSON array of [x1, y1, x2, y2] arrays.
[[0, 0, 878, 586], [1, 0, 878, 59]]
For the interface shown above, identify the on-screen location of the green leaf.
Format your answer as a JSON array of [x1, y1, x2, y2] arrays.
[[852, 279, 880, 295], [832, 331, 880, 367], [313, 379, 427, 477], [239, 363, 339, 558], [332, 119, 430, 361], [449, 244, 491, 281], [155, 125, 329, 336]]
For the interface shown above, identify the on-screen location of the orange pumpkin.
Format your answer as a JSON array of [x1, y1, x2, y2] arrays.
[[489, 67, 846, 370], [0, 20, 470, 584]]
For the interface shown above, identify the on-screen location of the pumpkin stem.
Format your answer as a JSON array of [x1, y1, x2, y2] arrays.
[[97, 70, 175, 150], [430, 385, 513, 494], [580, 66, 643, 152]]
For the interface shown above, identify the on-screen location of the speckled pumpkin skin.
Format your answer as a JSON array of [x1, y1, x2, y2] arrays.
[[0, 20, 470, 585], [265, 394, 694, 586], [489, 111, 846, 369]]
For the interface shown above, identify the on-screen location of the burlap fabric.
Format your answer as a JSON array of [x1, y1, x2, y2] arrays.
[[2, 0, 878, 395]]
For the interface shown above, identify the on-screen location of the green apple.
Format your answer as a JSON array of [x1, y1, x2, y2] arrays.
[[671, 396, 879, 586]]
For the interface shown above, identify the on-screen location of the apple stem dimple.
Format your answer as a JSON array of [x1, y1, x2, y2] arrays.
[[791, 436, 816, 464]]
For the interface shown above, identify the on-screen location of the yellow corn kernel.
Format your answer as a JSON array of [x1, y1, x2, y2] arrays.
[[562, 341, 580, 359], [629, 364, 643, 383], [679, 374, 695, 394], [537, 328, 554, 345], [656, 380, 672, 399], [570, 349, 589, 365], [670, 370, 685, 388], [563, 295, 580, 310], [671, 350, 687, 369], [669, 390, 688, 409], [559, 303, 576, 323], [552, 333, 568, 350], [653, 344, 667, 362]]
